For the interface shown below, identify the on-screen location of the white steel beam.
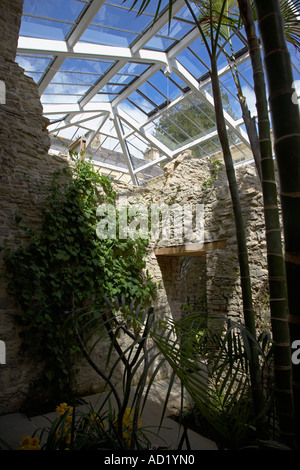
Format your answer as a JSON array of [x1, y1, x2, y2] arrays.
[[36, 0, 107, 94], [43, 102, 112, 115], [17, 37, 168, 65], [47, 112, 107, 133], [85, 114, 111, 147], [116, 108, 172, 158], [132, 129, 220, 175], [130, 0, 186, 54], [112, 108, 138, 185], [67, 0, 107, 46], [92, 159, 130, 174], [38, 56, 65, 95]]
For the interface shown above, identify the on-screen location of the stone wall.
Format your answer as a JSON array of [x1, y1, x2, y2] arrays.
[[0, 0, 270, 415], [120, 152, 270, 331], [0, 0, 70, 414]]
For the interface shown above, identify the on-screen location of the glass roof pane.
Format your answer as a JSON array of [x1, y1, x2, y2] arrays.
[[144, 18, 195, 51], [102, 84, 126, 94], [80, 24, 138, 47], [90, 94, 117, 103], [41, 94, 82, 104], [184, 38, 212, 74], [159, 18, 195, 40], [111, 74, 136, 86], [138, 82, 166, 106], [92, 3, 153, 31], [145, 93, 218, 151], [129, 91, 156, 114], [174, 4, 198, 22], [61, 58, 115, 75], [106, 0, 169, 16], [17, 0, 257, 182], [118, 62, 149, 76], [143, 36, 175, 52], [44, 83, 90, 95], [22, 0, 86, 23], [15, 54, 54, 83], [145, 120, 179, 151], [119, 100, 148, 122], [167, 73, 189, 91], [51, 72, 101, 86], [20, 0, 86, 42], [80, 2, 155, 47], [79, 116, 104, 131], [176, 47, 209, 79], [146, 71, 183, 103], [20, 17, 72, 41], [112, 62, 150, 88]]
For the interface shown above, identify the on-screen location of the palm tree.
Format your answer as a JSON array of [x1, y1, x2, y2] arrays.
[[129, 0, 267, 434], [253, 0, 300, 449], [237, 0, 295, 448], [183, 0, 267, 434], [127, 0, 300, 445]]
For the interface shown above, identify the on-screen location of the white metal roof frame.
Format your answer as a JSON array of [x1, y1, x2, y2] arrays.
[[17, 0, 256, 185]]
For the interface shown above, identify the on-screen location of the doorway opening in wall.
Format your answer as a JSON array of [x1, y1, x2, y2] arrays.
[[154, 240, 226, 355], [180, 255, 208, 351], [155, 249, 209, 356]]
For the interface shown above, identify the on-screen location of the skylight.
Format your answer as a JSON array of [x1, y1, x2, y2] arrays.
[[16, 0, 300, 185]]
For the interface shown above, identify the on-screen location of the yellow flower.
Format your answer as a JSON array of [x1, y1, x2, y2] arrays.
[[90, 413, 99, 422], [19, 436, 30, 447], [55, 402, 73, 416], [124, 408, 142, 428], [19, 436, 40, 450], [113, 408, 142, 447], [123, 431, 131, 447], [114, 408, 142, 429], [90, 413, 106, 430]]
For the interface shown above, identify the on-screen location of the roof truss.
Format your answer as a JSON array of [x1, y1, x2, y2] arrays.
[[17, 0, 256, 185]]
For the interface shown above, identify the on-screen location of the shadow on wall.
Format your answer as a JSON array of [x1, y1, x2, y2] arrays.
[[153, 161, 268, 332]]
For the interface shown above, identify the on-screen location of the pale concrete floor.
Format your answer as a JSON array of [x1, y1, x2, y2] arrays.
[[0, 378, 218, 450]]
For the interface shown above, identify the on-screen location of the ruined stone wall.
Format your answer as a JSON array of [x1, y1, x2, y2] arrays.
[[0, 0, 270, 415], [0, 0, 70, 414], [121, 152, 270, 331]]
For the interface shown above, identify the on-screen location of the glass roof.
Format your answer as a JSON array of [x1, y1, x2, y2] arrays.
[[16, 0, 300, 185]]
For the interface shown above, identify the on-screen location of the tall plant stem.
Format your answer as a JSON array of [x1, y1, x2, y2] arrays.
[[238, 0, 295, 447], [254, 0, 300, 448], [183, 0, 267, 435], [210, 51, 266, 433]]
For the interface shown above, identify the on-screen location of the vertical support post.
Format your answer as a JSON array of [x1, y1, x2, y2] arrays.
[[112, 108, 138, 186]]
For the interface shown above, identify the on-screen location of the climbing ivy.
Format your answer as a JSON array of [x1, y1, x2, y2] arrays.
[[202, 158, 222, 188], [3, 158, 156, 403]]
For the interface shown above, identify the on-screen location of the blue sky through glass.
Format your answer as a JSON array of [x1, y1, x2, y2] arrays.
[[17, 0, 300, 182], [20, 0, 87, 40]]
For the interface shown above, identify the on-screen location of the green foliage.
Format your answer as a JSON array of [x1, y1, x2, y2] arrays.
[[151, 315, 276, 449], [6, 298, 184, 451], [31, 401, 152, 451], [2, 159, 156, 402], [202, 157, 222, 187], [33, 297, 173, 450]]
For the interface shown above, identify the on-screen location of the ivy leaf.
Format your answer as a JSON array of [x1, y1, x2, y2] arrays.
[[55, 250, 70, 261]]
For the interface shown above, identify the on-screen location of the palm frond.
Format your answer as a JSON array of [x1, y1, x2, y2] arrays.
[[280, 0, 300, 51]]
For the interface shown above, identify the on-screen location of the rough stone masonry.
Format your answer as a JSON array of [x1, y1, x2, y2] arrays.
[[0, 0, 270, 414], [115, 152, 270, 329]]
